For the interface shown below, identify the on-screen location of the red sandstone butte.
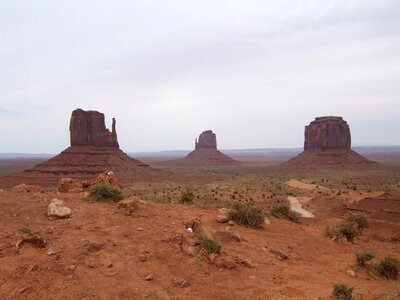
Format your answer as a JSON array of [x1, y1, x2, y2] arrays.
[[287, 116, 374, 167], [70, 109, 119, 148], [174, 130, 240, 166], [0, 109, 164, 188]]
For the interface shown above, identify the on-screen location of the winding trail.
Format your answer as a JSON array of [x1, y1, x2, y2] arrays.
[[288, 196, 315, 218]]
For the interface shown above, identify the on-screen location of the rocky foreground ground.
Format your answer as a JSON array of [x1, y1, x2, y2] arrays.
[[0, 179, 399, 300]]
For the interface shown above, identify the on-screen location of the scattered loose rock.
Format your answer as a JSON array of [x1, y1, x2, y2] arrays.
[[93, 171, 123, 189], [118, 198, 139, 215], [181, 231, 201, 257], [67, 265, 76, 271], [19, 287, 29, 294], [84, 241, 105, 253], [235, 256, 257, 268], [216, 208, 231, 223], [213, 230, 243, 243], [57, 178, 81, 193], [12, 184, 43, 193], [47, 248, 58, 256], [270, 248, 289, 260], [144, 274, 153, 281], [16, 233, 46, 249], [173, 279, 190, 288], [47, 198, 72, 219], [212, 256, 238, 269], [139, 255, 148, 262]]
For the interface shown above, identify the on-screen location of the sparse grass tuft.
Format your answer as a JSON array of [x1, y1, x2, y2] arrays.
[[229, 202, 265, 228], [356, 250, 375, 266], [332, 283, 355, 300], [270, 203, 301, 223], [17, 228, 31, 234], [200, 237, 221, 254], [179, 191, 195, 204], [144, 290, 155, 298], [376, 255, 400, 280], [87, 183, 123, 201]]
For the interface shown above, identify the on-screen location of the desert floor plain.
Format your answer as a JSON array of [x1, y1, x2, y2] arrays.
[[0, 147, 399, 300]]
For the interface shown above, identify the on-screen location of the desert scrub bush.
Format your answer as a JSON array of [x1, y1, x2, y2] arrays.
[[345, 212, 370, 233], [324, 222, 358, 242], [375, 255, 400, 280], [332, 283, 355, 300], [325, 212, 370, 242], [339, 221, 360, 242], [270, 203, 301, 223], [179, 191, 194, 204], [356, 250, 375, 266], [325, 225, 341, 240], [200, 237, 221, 254], [87, 183, 123, 201], [229, 202, 265, 228]]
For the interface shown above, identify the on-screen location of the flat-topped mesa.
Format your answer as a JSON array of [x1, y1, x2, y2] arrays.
[[286, 116, 374, 167], [304, 116, 351, 150], [195, 130, 217, 150], [70, 109, 119, 148]]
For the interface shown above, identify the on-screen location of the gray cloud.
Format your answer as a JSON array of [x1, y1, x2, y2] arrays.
[[1, 0, 399, 152]]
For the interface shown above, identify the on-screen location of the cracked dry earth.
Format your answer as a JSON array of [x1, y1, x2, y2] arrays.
[[0, 188, 399, 300]]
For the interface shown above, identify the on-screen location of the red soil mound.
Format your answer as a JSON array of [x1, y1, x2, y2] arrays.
[[349, 191, 400, 223], [287, 149, 374, 167], [0, 146, 165, 188]]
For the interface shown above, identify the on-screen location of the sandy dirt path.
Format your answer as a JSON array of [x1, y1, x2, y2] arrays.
[[288, 196, 315, 218]]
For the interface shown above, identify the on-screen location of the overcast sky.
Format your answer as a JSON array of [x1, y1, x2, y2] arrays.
[[1, 1, 399, 153]]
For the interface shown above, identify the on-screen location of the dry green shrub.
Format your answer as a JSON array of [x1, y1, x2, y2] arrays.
[[229, 202, 265, 228], [356, 250, 375, 266], [179, 191, 194, 204], [345, 212, 370, 232], [200, 237, 221, 254], [376, 255, 400, 280], [325, 212, 371, 242], [270, 203, 301, 223], [87, 184, 123, 201], [340, 221, 360, 242], [332, 283, 355, 300]]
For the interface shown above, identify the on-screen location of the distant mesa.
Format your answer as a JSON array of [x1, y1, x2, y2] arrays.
[[0, 109, 163, 188], [172, 130, 240, 166], [287, 116, 375, 167]]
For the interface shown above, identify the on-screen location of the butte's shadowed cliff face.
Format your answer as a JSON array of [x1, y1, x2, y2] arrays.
[[70, 109, 119, 148], [287, 116, 374, 167], [304, 117, 351, 150], [195, 130, 217, 150]]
